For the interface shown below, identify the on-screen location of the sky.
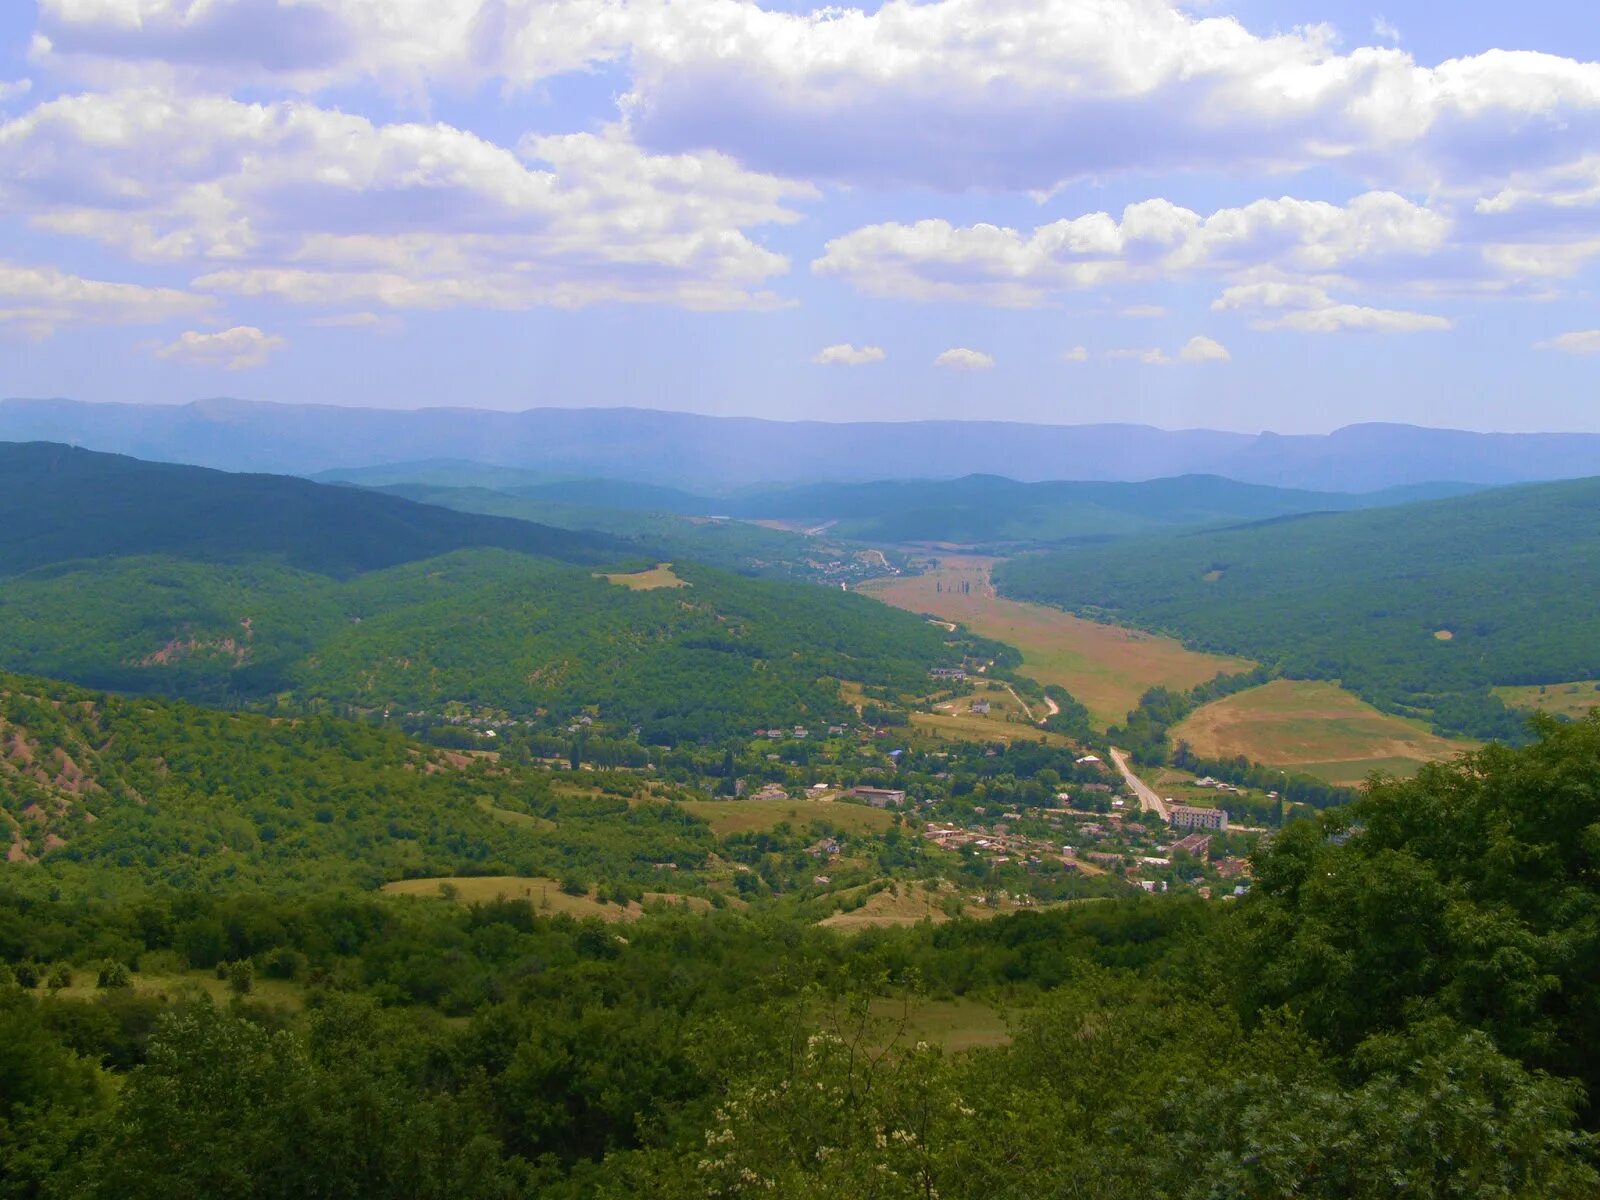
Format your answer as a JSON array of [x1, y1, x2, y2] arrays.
[[0, 0, 1597, 433]]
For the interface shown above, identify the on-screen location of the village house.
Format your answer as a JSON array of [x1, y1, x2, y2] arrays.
[[851, 786, 908, 808], [1171, 832, 1213, 860]]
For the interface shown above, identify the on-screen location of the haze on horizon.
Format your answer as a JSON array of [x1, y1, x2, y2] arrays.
[[1, 0, 1599, 435]]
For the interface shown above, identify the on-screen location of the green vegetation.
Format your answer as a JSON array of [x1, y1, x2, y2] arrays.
[[0, 442, 624, 575], [6, 717, 1600, 1196], [997, 477, 1600, 740]]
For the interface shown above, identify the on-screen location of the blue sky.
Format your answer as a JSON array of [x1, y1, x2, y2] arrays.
[[0, 0, 1597, 432]]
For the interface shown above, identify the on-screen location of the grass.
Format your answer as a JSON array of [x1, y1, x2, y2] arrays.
[[860, 555, 1252, 729], [37, 969, 305, 1009], [679, 798, 896, 837], [1494, 681, 1600, 721], [597, 562, 689, 590], [475, 796, 557, 830], [381, 875, 711, 920], [819, 882, 1072, 930], [867, 995, 1014, 1052], [1171, 679, 1474, 786]]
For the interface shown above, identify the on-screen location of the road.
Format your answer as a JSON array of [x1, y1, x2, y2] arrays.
[[1108, 747, 1168, 820]]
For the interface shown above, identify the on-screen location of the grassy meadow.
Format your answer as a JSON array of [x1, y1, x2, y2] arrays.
[[1494, 680, 1600, 721], [677, 797, 897, 837], [860, 555, 1251, 728], [381, 875, 711, 919], [597, 562, 690, 590], [1171, 679, 1474, 786]]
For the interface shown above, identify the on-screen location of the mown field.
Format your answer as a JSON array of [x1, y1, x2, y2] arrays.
[[910, 684, 1074, 747], [860, 556, 1251, 728], [597, 562, 690, 590], [1170, 679, 1474, 785], [1494, 680, 1600, 720]]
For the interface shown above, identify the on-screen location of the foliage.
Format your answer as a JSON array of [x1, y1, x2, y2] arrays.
[[995, 478, 1600, 739]]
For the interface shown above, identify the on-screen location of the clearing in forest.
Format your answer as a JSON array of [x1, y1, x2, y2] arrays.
[[1171, 679, 1473, 786], [866, 996, 1015, 1052], [1494, 681, 1600, 721], [860, 555, 1251, 729], [597, 563, 689, 590], [382, 875, 710, 919]]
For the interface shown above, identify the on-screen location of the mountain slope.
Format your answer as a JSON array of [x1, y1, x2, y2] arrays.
[[995, 476, 1600, 740], [0, 442, 626, 577], [10, 397, 1600, 488]]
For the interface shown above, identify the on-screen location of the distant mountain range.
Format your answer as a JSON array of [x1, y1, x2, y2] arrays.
[[8, 397, 1600, 490]]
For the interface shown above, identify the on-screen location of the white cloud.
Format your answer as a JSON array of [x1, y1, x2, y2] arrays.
[[1372, 17, 1401, 45], [1213, 281, 1451, 332], [1108, 336, 1229, 365], [0, 90, 815, 312], [934, 347, 994, 370], [32, 1, 1600, 201], [813, 343, 884, 366], [153, 325, 285, 369], [0, 79, 30, 104], [1061, 345, 1089, 363], [1179, 334, 1231, 362], [1535, 329, 1600, 355], [814, 192, 1452, 306], [0, 260, 212, 337]]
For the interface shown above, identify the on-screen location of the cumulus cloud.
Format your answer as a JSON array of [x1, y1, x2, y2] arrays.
[[153, 325, 286, 369], [1061, 346, 1089, 363], [1179, 335, 1231, 362], [1108, 336, 1229, 365], [0, 79, 30, 104], [1535, 329, 1600, 355], [813, 343, 884, 366], [1372, 17, 1402, 45], [813, 192, 1454, 307], [934, 348, 994, 370], [1213, 281, 1452, 332], [0, 90, 815, 312], [32, 0, 1600, 202], [0, 260, 212, 337]]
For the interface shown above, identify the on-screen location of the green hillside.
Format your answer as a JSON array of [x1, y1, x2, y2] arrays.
[[995, 476, 1600, 740], [0, 442, 625, 576], [0, 669, 711, 894]]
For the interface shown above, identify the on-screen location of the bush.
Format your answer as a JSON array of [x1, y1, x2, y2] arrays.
[[97, 961, 133, 989], [47, 964, 74, 991], [226, 960, 254, 996], [14, 961, 40, 988]]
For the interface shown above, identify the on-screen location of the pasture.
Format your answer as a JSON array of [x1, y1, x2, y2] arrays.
[[381, 875, 711, 919], [867, 995, 1014, 1052], [1171, 679, 1473, 786], [860, 556, 1252, 728], [597, 562, 690, 590], [679, 797, 896, 837], [1494, 681, 1600, 721]]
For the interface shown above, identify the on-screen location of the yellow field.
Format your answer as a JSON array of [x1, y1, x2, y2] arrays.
[[860, 556, 1252, 728], [819, 883, 1080, 930], [679, 798, 896, 837], [597, 563, 689, 590], [381, 875, 710, 919], [1494, 681, 1600, 721], [39, 969, 304, 1009], [1171, 679, 1473, 786]]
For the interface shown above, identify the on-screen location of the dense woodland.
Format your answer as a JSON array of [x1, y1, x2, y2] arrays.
[[5, 716, 1600, 1197], [997, 476, 1600, 741]]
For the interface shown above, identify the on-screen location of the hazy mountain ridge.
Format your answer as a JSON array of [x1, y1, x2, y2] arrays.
[[10, 397, 1600, 489]]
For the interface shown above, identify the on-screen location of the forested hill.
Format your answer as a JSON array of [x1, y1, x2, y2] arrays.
[[0, 442, 626, 577], [995, 475, 1600, 741]]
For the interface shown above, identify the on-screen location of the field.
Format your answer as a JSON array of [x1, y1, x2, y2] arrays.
[[597, 562, 690, 590], [819, 882, 1078, 930], [679, 797, 896, 837], [1171, 679, 1474, 786], [39, 968, 305, 1010], [867, 995, 1014, 1052], [381, 875, 711, 919], [1494, 681, 1600, 721], [860, 556, 1252, 728], [910, 683, 1075, 747]]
